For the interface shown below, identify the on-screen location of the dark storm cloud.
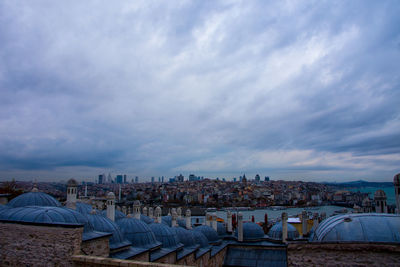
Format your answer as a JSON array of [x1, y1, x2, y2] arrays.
[[0, 0, 399, 181]]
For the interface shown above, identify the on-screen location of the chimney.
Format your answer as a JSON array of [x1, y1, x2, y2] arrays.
[[301, 210, 307, 237], [227, 210, 232, 233], [172, 208, 178, 227], [155, 206, 162, 223], [142, 206, 148, 216], [177, 207, 182, 220], [212, 213, 218, 231], [133, 200, 141, 220], [106, 192, 116, 221], [148, 207, 154, 219], [185, 209, 192, 229], [282, 212, 288, 243], [122, 205, 127, 215], [238, 212, 243, 242], [66, 179, 78, 210], [205, 212, 210, 226]]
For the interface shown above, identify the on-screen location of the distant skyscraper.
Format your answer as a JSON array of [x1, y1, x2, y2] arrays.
[[233, 177, 237, 182], [107, 173, 112, 183], [116, 175, 123, 184], [98, 174, 105, 184], [265, 176, 270, 182], [151, 177, 155, 183], [177, 174, 184, 182], [189, 174, 199, 181], [162, 176, 164, 183], [135, 176, 139, 183], [255, 174, 260, 183], [158, 177, 161, 182], [123, 175, 127, 184]]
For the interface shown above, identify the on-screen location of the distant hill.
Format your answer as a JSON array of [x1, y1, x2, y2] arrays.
[[323, 180, 393, 188]]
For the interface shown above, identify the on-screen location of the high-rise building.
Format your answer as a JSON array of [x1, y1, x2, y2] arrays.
[[116, 175, 123, 184], [107, 173, 112, 183], [123, 175, 127, 184], [265, 176, 270, 182], [151, 177, 155, 183], [135, 176, 139, 183], [255, 174, 260, 183], [177, 174, 184, 182], [98, 174, 105, 184]]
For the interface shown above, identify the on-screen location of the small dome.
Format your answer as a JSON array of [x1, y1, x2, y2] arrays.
[[67, 179, 78, 187], [7, 192, 61, 208], [116, 217, 160, 249], [193, 225, 220, 244], [101, 209, 126, 221], [374, 190, 387, 200], [161, 215, 184, 227], [107, 192, 116, 199], [235, 222, 265, 241], [394, 173, 400, 186], [76, 202, 94, 214], [191, 230, 209, 248], [140, 214, 154, 224], [86, 213, 131, 250], [171, 227, 197, 247], [268, 221, 299, 240], [311, 213, 400, 243], [149, 223, 181, 249]]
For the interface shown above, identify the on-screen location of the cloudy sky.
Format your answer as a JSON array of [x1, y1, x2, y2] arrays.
[[1, 0, 399, 182]]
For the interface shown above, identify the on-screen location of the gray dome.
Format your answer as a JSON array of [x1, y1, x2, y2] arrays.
[[235, 222, 265, 241], [76, 202, 94, 214], [171, 227, 197, 247], [191, 230, 209, 248], [311, 213, 400, 243], [161, 215, 184, 228], [101, 209, 126, 221], [193, 225, 220, 244], [116, 217, 160, 249], [7, 192, 61, 208], [149, 223, 181, 248], [67, 178, 78, 187], [140, 214, 154, 224], [268, 221, 299, 240], [86, 213, 131, 250]]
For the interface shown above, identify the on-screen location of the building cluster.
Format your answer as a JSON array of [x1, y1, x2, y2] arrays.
[[0, 174, 399, 266]]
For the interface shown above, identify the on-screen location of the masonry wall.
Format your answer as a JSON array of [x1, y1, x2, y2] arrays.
[[0, 222, 83, 266], [193, 251, 210, 267], [131, 251, 150, 262], [287, 243, 400, 267], [176, 252, 196, 266], [154, 251, 177, 264], [72, 255, 193, 267], [81, 236, 110, 257], [208, 247, 227, 267]]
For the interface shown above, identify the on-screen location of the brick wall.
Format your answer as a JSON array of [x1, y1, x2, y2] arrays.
[[81, 236, 110, 257], [288, 243, 400, 267], [0, 222, 83, 266]]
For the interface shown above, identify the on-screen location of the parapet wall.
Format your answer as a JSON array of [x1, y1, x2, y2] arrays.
[[287, 242, 400, 267], [72, 255, 193, 267], [0, 221, 83, 266]]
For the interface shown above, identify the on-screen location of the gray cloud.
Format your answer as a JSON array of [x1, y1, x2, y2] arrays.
[[0, 0, 399, 181]]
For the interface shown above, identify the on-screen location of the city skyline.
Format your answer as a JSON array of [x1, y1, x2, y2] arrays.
[[1, 1, 400, 181]]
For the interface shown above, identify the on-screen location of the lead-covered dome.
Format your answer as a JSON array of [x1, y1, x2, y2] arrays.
[[171, 227, 197, 247], [116, 217, 161, 249], [311, 213, 400, 243], [149, 223, 181, 249], [235, 222, 265, 241], [86, 213, 131, 250], [268, 221, 299, 240], [101, 209, 126, 221], [7, 192, 61, 208], [193, 225, 220, 244], [191, 230, 209, 248]]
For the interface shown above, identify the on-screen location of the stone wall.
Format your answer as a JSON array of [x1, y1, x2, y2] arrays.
[[155, 251, 177, 264], [288, 243, 400, 267], [194, 251, 210, 267], [208, 247, 227, 267], [0, 222, 83, 266], [176, 252, 196, 266], [72, 255, 194, 267], [131, 251, 150, 262], [81, 236, 110, 257]]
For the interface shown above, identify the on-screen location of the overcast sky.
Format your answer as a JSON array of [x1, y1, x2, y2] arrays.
[[1, 0, 399, 182]]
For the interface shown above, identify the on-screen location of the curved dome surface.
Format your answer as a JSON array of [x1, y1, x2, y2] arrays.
[[116, 217, 160, 249], [7, 192, 61, 208], [76, 202, 94, 214], [268, 221, 299, 240], [86, 213, 131, 250], [193, 225, 220, 244], [140, 214, 154, 224], [0, 206, 91, 230], [171, 227, 197, 247], [149, 223, 181, 248], [161, 215, 184, 228], [311, 213, 400, 243], [217, 222, 227, 237], [235, 222, 265, 241], [101, 209, 126, 221], [192, 230, 209, 248]]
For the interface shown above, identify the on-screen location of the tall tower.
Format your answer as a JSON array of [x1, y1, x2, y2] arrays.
[[374, 190, 388, 213], [106, 192, 116, 221], [66, 179, 78, 210], [394, 173, 400, 214]]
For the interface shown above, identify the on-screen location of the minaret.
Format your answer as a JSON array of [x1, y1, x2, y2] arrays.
[[282, 212, 288, 243], [148, 207, 154, 219], [394, 173, 400, 214], [374, 190, 388, 213], [155, 206, 162, 223], [301, 210, 307, 237], [171, 209, 178, 227], [212, 213, 218, 232], [185, 209, 192, 229], [66, 179, 78, 210], [133, 200, 141, 220], [237, 212, 243, 242], [106, 192, 116, 221], [227, 210, 232, 233], [177, 207, 182, 220]]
